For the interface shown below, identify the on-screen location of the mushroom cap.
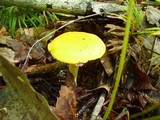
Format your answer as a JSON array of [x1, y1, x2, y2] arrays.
[[48, 32, 106, 64]]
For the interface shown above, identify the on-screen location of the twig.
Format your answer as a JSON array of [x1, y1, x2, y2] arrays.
[[90, 92, 106, 120]]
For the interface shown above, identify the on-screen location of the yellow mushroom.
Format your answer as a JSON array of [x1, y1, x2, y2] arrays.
[[48, 32, 106, 86]]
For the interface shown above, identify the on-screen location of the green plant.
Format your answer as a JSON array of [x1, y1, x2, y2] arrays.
[[132, 1, 145, 31], [144, 0, 160, 5], [103, 0, 134, 119], [0, 6, 59, 37], [134, 27, 160, 71], [136, 27, 160, 36], [0, 55, 59, 120], [131, 102, 160, 119]]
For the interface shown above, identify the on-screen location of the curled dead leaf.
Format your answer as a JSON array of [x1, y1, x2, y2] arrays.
[[52, 85, 77, 120]]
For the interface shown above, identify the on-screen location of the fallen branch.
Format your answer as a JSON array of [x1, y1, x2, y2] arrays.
[[0, 0, 125, 15]]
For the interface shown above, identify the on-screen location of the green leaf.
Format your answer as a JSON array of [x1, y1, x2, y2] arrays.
[[19, 16, 28, 28], [0, 55, 59, 120], [10, 16, 17, 37]]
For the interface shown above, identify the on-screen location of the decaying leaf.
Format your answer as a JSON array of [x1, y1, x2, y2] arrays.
[[53, 85, 77, 120], [0, 26, 8, 36], [109, 109, 129, 120], [144, 37, 160, 66], [0, 35, 28, 63], [131, 64, 157, 90], [100, 51, 113, 76], [138, 93, 148, 108], [0, 36, 21, 63], [146, 6, 160, 27], [0, 55, 58, 120], [0, 47, 18, 63]]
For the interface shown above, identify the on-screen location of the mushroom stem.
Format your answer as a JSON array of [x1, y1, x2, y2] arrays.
[[69, 64, 79, 86]]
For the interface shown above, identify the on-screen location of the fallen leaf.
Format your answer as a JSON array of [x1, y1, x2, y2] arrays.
[[109, 110, 129, 120], [100, 51, 114, 76], [131, 64, 157, 90], [0, 47, 18, 63], [0, 26, 8, 36], [0, 55, 58, 120], [144, 37, 160, 66], [114, 99, 129, 110], [138, 93, 147, 108], [53, 85, 77, 120], [146, 6, 160, 27]]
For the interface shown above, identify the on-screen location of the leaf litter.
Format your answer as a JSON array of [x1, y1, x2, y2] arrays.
[[0, 1, 160, 120]]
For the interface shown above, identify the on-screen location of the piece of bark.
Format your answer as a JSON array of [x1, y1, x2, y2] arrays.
[[0, 0, 125, 15], [25, 62, 67, 83]]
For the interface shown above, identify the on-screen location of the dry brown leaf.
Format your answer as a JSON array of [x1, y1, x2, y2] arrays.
[[131, 64, 157, 90], [138, 93, 148, 108], [52, 85, 77, 120], [100, 51, 114, 76], [0, 26, 8, 36], [0, 47, 18, 63]]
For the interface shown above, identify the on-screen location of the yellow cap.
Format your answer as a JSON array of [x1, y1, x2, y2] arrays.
[[48, 32, 106, 64]]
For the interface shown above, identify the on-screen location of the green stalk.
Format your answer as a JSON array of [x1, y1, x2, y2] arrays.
[[142, 115, 160, 120], [131, 102, 160, 119], [103, 0, 134, 119]]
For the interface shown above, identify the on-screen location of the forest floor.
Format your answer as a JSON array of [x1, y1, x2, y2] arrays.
[[0, 0, 160, 120]]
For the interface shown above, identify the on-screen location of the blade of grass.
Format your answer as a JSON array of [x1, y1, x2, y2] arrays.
[[26, 14, 37, 27], [28, 11, 45, 26], [48, 12, 59, 21], [42, 11, 49, 25], [18, 17, 23, 33], [103, 0, 134, 119], [33, 16, 45, 26], [131, 102, 160, 119], [10, 15, 17, 37], [142, 115, 160, 120], [19, 15, 28, 27]]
